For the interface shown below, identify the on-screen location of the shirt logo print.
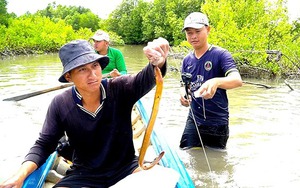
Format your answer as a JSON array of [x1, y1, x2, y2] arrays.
[[204, 61, 212, 71]]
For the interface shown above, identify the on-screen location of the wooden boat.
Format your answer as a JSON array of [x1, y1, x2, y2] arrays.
[[22, 100, 195, 188]]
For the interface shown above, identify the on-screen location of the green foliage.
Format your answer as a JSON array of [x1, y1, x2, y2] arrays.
[[4, 15, 73, 52], [141, 0, 203, 45], [74, 27, 94, 41], [107, 31, 125, 46], [0, 24, 6, 52], [105, 0, 148, 44], [37, 2, 101, 31], [107, 0, 202, 45], [291, 18, 300, 45], [201, 0, 300, 77], [1, 0, 299, 78], [0, 1, 125, 56], [0, 0, 9, 27], [0, 15, 94, 55]]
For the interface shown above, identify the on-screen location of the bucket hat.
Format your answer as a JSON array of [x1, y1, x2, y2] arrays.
[[182, 12, 209, 32], [58, 39, 109, 83]]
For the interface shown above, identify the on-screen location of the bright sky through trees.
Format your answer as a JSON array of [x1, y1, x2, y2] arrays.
[[6, 0, 300, 21]]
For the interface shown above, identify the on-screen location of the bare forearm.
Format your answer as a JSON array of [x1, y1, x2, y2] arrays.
[[193, 72, 242, 99], [18, 161, 38, 181], [214, 72, 243, 90], [0, 161, 38, 188]]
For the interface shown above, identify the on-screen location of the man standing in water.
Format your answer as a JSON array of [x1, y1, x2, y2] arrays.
[[179, 12, 242, 150]]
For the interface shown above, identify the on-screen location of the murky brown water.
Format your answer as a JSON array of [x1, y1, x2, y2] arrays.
[[1, 46, 300, 187]]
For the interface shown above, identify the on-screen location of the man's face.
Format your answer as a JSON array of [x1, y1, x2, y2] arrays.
[[66, 61, 102, 93], [92, 40, 109, 54], [185, 26, 210, 49]]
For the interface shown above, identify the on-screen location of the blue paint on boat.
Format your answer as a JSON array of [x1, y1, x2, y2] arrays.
[[23, 151, 58, 188], [136, 100, 195, 188]]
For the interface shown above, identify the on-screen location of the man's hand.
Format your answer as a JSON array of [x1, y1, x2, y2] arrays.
[[0, 161, 38, 188], [109, 69, 121, 78], [143, 37, 170, 68], [194, 78, 219, 100], [179, 87, 191, 107], [0, 173, 24, 188], [180, 94, 191, 107]]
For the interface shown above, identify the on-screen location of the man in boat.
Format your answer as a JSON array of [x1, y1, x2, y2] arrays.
[[179, 12, 243, 150], [90, 30, 127, 78], [0, 37, 169, 188]]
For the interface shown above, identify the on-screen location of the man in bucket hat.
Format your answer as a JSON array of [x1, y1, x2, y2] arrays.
[[0, 38, 169, 188], [179, 12, 242, 150]]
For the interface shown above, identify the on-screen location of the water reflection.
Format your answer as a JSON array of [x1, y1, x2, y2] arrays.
[[1, 47, 300, 187]]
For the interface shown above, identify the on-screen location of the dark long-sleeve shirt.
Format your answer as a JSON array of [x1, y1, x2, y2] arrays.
[[24, 63, 166, 175]]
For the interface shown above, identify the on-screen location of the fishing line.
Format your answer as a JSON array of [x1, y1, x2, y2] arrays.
[[202, 97, 206, 119], [186, 86, 216, 187], [182, 78, 213, 182], [169, 48, 214, 185]]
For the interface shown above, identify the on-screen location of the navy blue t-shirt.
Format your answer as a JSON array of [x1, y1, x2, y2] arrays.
[[181, 45, 238, 125]]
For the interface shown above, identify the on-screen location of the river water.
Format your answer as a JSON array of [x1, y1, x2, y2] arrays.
[[0, 45, 300, 187]]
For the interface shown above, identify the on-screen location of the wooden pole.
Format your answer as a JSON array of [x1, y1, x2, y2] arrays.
[[3, 83, 74, 101], [2, 74, 114, 102]]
